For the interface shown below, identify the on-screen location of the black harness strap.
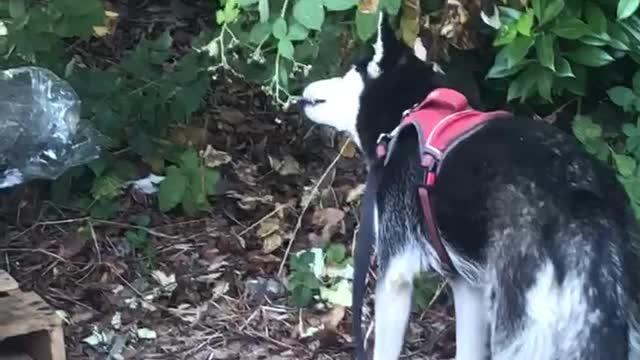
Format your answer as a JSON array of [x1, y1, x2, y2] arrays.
[[352, 160, 382, 360]]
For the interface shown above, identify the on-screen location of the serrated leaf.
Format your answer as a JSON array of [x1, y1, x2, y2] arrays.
[[356, 10, 378, 40], [608, 86, 636, 111], [159, 166, 187, 212], [278, 39, 295, 59], [614, 154, 637, 177], [555, 57, 575, 77], [516, 10, 534, 36], [541, 0, 565, 25], [566, 46, 614, 66], [552, 18, 590, 39], [535, 33, 555, 71], [585, 2, 607, 34], [288, 22, 309, 41], [618, 0, 640, 20], [249, 22, 272, 44], [293, 0, 325, 30], [273, 18, 288, 39], [323, 0, 359, 11]]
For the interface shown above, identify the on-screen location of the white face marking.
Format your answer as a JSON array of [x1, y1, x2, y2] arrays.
[[301, 67, 364, 147], [367, 13, 384, 79]]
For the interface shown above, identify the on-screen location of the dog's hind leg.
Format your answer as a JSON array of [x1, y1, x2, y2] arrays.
[[373, 246, 424, 360]]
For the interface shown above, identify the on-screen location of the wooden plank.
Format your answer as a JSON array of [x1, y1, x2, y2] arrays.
[[0, 291, 60, 342], [0, 353, 34, 360], [0, 270, 19, 293]]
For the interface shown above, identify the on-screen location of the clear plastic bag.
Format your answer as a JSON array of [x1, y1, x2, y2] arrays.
[[0, 66, 102, 188]]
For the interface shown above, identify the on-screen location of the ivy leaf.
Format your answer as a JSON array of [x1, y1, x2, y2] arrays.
[[585, 2, 607, 35], [159, 166, 187, 212], [614, 154, 637, 177], [555, 57, 575, 77], [503, 35, 534, 68], [540, 0, 565, 25], [552, 18, 590, 39], [273, 18, 288, 39], [278, 39, 295, 59], [356, 10, 379, 41], [288, 22, 309, 41], [535, 33, 555, 71], [618, 0, 640, 20], [293, 0, 325, 30], [566, 46, 614, 66], [323, 0, 359, 11], [516, 10, 535, 36], [607, 86, 636, 111], [572, 115, 602, 142]]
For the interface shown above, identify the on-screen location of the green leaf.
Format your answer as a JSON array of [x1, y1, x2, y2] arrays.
[[381, 0, 402, 15], [607, 86, 636, 111], [238, 0, 259, 5], [9, 0, 25, 18], [552, 18, 590, 39], [516, 10, 535, 36], [541, 0, 565, 25], [486, 58, 527, 78], [159, 166, 187, 212], [623, 123, 640, 136], [634, 72, 640, 93], [565, 46, 614, 66], [323, 0, 358, 11], [507, 65, 538, 101], [572, 115, 602, 142], [614, 154, 637, 177], [258, 0, 270, 22], [555, 57, 575, 77], [585, 2, 607, 34], [493, 22, 518, 46], [356, 10, 379, 41], [278, 39, 295, 59], [618, 0, 640, 20], [293, 0, 325, 30], [608, 22, 631, 50], [273, 18, 288, 39], [204, 169, 220, 195], [503, 35, 534, 68], [249, 22, 272, 44], [535, 33, 555, 71], [326, 243, 347, 264], [536, 66, 554, 101], [288, 22, 309, 41]]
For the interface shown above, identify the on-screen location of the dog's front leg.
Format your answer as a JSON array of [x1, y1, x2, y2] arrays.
[[451, 279, 490, 360], [373, 248, 423, 360]]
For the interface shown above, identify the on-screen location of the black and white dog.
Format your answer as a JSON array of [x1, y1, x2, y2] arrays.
[[300, 13, 640, 360]]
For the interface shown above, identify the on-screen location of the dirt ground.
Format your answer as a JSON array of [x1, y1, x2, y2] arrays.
[[0, 1, 457, 359]]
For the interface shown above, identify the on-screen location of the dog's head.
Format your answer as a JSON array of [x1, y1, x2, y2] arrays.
[[300, 13, 447, 158]]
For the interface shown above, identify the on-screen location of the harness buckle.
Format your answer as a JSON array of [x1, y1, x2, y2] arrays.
[[376, 133, 392, 159]]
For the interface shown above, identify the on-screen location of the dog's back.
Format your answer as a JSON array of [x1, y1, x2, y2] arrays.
[[300, 13, 640, 359]]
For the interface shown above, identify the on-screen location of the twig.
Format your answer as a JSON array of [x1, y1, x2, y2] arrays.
[[0, 247, 68, 262], [277, 139, 353, 276], [238, 203, 290, 236]]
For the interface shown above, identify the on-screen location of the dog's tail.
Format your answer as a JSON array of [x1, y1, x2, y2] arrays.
[[352, 160, 383, 360]]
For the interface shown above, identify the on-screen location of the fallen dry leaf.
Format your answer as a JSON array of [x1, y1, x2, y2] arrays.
[[256, 218, 281, 238], [312, 208, 345, 227], [262, 233, 284, 254], [201, 145, 232, 168], [320, 306, 346, 331], [346, 184, 366, 203], [269, 154, 302, 176], [339, 137, 358, 158]]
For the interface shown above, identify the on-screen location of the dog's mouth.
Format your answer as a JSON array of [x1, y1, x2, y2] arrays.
[[296, 98, 326, 110]]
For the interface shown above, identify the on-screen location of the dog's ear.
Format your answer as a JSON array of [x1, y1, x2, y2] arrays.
[[366, 12, 407, 78]]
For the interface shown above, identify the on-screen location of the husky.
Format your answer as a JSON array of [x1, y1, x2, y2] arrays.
[[299, 12, 640, 360]]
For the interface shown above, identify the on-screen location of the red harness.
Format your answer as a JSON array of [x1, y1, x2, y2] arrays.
[[375, 88, 511, 274]]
